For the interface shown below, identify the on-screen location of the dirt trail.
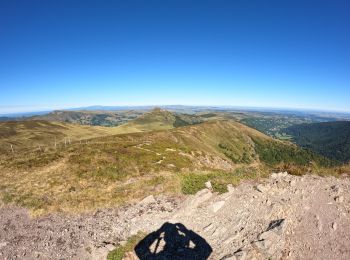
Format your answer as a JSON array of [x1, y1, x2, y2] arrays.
[[1, 172, 350, 259]]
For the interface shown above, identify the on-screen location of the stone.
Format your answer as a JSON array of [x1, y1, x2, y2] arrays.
[[139, 195, 156, 205], [256, 184, 269, 193], [271, 172, 278, 179], [267, 219, 285, 232], [234, 249, 247, 260], [183, 189, 213, 211], [331, 185, 343, 193], [332, 222, 337, 230], [289, 180, 296, 186], [203, 223, 213, 232], [221, 255, 236, 260], [227, 184, 235, 193], [211, 201, 225, 213], [205, 181, 213, 190], [258, 219, 286, 242], [253, 239, 272, 249], [335, 196, 344, 203], [105, 244, 115, 251], [258, 230, 278, 242]]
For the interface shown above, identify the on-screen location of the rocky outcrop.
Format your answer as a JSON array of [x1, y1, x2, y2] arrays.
[[1, 173, 350, 259]]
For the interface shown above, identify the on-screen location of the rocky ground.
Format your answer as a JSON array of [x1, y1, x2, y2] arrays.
[[1, 172, 350, 260]]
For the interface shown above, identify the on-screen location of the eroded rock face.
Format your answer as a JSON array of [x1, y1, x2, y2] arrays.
[[1, 173, 350, 260]]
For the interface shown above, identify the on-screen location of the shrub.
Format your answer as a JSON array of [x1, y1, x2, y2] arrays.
[[181, 173, 210, 194], [181, 168, 261, 195]]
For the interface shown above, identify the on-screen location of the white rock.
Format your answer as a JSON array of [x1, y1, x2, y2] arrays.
[[227, 184, 235, 193], [210, 200, 225, 213], [253, 239, 272, 249], [184, 189, 213, 210], [140, 195, 156, 205], [271, 172, 278, 179], [332, 222, 337, 230], [203, 223, 213, 232], [258, 230, 278, 241], [205, 181, 213, 190], [256, 184, 268, 193]]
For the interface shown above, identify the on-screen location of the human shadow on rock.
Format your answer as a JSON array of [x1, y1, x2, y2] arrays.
[[135, 222, 212, 259]]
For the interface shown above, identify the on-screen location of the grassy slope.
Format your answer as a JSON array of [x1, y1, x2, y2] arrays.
[[29, 110, 143, 126], [0, 109, 205, 154], [113, 108, 203, 134], [285, 121, 350, 163], [0, 119, 337, 215], [0, 120, 130, 154]]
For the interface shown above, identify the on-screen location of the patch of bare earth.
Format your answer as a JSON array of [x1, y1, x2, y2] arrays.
[[1, 173, 350, 259]]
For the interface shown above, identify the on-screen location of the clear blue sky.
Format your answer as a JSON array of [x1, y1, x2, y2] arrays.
[[1, 0, 350, 113]]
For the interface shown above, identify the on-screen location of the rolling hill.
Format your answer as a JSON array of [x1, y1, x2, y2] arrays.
[[28, 110, 143, 126], [114, 107, 204, 133], [0, 109, 207, 155], [0, 120, 131, 155], [284, 121, 350, 162], [0, 118, 334, 215]]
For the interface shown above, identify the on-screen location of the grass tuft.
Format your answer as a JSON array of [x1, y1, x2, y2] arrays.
[[107, 232, 145, 260], [181, 167, 263, 195]]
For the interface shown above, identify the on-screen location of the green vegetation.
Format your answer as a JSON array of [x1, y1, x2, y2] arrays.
[[284, 121, 350, 163], [0, 115, 344, 215], [107, 232, 145, 260], [115, 108, 205, 133], [0, 120, 135, 155], [218, 143, 253, 163], [252, 137, 334, 167], [181, 167, 265, 194], [30, 110, 143, 127], [239, 113, 333, 140]]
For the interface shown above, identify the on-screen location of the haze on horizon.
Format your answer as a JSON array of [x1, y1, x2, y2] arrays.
[[1, 0, 350, 114]]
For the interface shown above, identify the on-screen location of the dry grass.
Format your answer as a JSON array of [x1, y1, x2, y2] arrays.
[[0, 119, 343, 215], [0, 120, 138, 155]]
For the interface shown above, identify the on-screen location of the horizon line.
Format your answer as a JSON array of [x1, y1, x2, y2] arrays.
[[1, 104, 350, 116]]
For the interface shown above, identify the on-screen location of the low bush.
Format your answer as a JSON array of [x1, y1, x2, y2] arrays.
[[181, 167, 262, 195]]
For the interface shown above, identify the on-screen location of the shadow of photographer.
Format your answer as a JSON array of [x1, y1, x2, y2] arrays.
[[134, 222, 212, 259]]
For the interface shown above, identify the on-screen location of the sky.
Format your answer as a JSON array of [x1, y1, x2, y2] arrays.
[[1, 0, 350, 114]]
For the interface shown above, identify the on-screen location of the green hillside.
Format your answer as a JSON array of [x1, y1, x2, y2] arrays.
[[284, 121, 350, 162], [114, 108, 204, 133], [0, 119, 334, 215], [0, 120, 132, 155], [29, 110, 143, 126]]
